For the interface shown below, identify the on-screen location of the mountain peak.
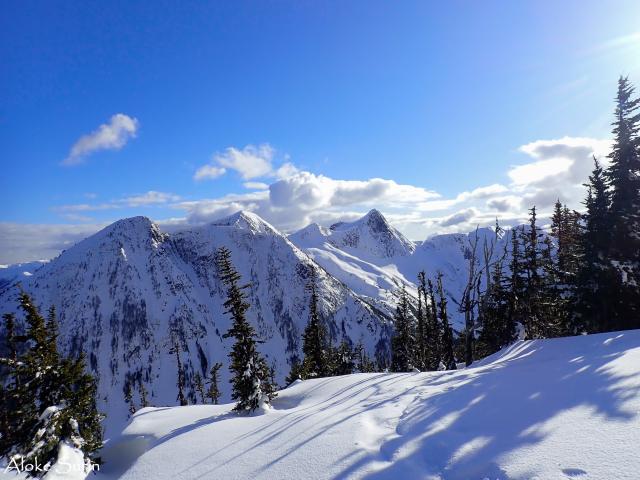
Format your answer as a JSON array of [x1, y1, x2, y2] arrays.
[[211, 210, 277, 235], [321, 210, 415, 258], [362, 209, 390, 233]]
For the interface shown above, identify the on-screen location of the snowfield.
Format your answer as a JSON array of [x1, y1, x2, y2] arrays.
[[96, 330, 640, 480]]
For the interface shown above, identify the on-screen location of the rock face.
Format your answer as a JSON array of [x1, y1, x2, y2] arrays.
[[0, 212, 390, 436]]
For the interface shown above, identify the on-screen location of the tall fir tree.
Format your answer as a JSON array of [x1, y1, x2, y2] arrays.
[[575, 161, 616, 332], [216, 247, 276, 412], [605, 76, 640, 328], [301, 266, 329, 378]]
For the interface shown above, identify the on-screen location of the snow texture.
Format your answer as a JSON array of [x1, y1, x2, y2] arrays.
[[95, 330, 640, 480]]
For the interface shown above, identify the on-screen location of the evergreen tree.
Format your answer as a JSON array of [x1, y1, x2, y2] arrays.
[[206, 362, 223, 404], [193, 373, 206, 404], [605, 76, 640, 328], [333, 338, 355, 375], [1, 294, 103, 476], [301, 266, 329, 378], [0, 313, 26, 458], [425, 279, 441, 370], [354, 341, 375, 373], [436, 274, 457, 370], [124, 380, 136, 415], [138, 378, 150, 408], [574, 159, 615, 332], [415, 271, 428, 371], [477, 251, 515, 357], [216, 247, 276, 412], [390, 285, 414, 372], [168, 333, 187, 406], [285, 358, 304, 385]]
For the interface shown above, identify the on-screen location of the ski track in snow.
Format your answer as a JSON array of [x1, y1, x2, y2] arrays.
[[94, 330, 640, 480]]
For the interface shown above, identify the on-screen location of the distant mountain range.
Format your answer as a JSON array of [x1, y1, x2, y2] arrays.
[[0, 209, 507, 436]]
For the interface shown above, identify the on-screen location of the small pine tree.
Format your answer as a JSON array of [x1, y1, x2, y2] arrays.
[[193, 373, 206, 404], [333, 338, 355, 375], [390, 285, 415, 372], [217, 247, 276, 412], [124, 380, 136, 415], [425, 279, 441, 370], [436, 274, 457, 370], [138, 378, 150, 408], [354, 341, 375, 373], [206, 362, 223, 404], [285, 358, 304, 385]]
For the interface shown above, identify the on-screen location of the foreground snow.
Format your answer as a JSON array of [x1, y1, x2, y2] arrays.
[[97, 330, 640, 480]]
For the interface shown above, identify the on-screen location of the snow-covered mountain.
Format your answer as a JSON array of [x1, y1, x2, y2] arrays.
[[0, 209, 512, 437], [290, 209, 508, 326], [97, 329, 640, 480], [0, 212, 390, 436], [0, 260, 47, 290]]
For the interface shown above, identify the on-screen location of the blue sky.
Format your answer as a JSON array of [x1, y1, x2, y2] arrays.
[[1, 1, 639, 262]]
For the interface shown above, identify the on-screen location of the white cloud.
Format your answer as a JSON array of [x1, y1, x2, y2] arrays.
[[194, 165, 226, 181], [195, 144, 275, 181], [123, 191, 181, 206], [0, 222, 108, 264], [440, 208, 478, 227], [55, 191, 180, 214], [62, 114, 138, 166], [243, 182, 269, 190]]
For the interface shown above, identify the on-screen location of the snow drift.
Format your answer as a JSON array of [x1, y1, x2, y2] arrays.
[[97, 330, 640, 480]]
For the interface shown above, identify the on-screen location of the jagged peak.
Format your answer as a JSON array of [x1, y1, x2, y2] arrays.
[[211, 210, 278, 235], [99, 216, 164, 242], [289, 222, 330, 244]]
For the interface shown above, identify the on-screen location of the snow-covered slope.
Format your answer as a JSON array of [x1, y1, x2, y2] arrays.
[[0, 213, 390, 436], [98, 330, 640, 480], [0, 261, 47, 290], [290, 211, 507, 325]]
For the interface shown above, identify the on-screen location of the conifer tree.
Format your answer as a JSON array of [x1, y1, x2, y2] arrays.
[[425, 279, 441, 370], [477, 252, 514, 357], [206, 362, 223, 404], [301, 266, 329, 378], [334, 338, 355, 375], [285, 358, 304, 385], [605, 76, 640, 328], [436, 274, 457, 370], [1, 294, 103, 476], [168, 333, 187, 406], [415, 271, 428, 371], [194, 373, 206, 404], [390, 285, 414, 372], [124, 380, 136, 415], [574, 160, 615, 332], [216, 247, 276, 412], [354, 340, 375, 373], [138, 378, 149, 408]]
